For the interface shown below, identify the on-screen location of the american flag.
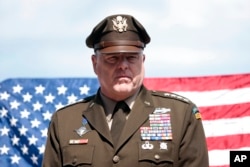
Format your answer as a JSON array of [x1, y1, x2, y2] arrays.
[[0, 74, 250, 167]]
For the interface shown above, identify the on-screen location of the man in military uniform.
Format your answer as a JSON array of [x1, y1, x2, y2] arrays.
[[42, 14, 209, 167]]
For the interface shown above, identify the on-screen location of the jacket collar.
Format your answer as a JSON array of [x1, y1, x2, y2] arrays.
[[82, 86, 155, 150]]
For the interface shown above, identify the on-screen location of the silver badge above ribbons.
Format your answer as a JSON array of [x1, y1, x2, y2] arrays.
[[75, 118, 90, 137], [153, 108, 171, 114], [112, 16, 128, 32]]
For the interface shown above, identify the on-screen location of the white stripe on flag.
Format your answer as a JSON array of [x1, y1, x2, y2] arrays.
[[175, 87, 250, 107], [203, 116, 250, 137], [209, 147, 250, 167]]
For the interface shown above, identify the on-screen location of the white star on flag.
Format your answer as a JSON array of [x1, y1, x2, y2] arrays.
[[57, 85, 67, 95], [3, 75, 250, 167], [55, 102, 64, 110], [23, 92, 32, 102], [44, 93, 55, 103], [10, 117, 18, 126], [0, 78, 99, 166], [35, 85, 45, 94], [10, 100, 20, 109], [0, 126, 10, 136], [10, 154, 21, 164], [40, 128, 48, 138], [38, 145, 45, 154], [42, 111, 52, 121], [79, 84, 90, 95], [0, 144, 10, 155], [0, 108, 8, 117], [13, 84, 23, 94], [19, 125, 28, 136], [20, 109, 30, 118], [33, 101, 43, 111], [30, 118, 41, 128], [67, 93, 78, 104], [11, 135, 20, 146], [0, 91, 10, 100], [28, 135, 38, 146], [21, 145, 29, 155], [31, 154, 39, 165]]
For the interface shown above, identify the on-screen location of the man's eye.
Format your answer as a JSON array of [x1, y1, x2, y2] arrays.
[[106, 56, 118, 63], [127, 55, 139, 62]]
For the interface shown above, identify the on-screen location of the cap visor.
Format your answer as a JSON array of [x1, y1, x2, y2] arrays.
[[98, 45, 142, 54]]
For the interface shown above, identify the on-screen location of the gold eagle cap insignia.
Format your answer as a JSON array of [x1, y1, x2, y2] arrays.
[[112, 16, 128, 32]]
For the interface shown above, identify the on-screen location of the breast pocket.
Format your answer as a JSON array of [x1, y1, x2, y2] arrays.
[[62, 145, 94, 167], [138, 141, 173, 167]]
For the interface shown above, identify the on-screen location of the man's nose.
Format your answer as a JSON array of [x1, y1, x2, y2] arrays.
[[118, 56, 129, 69]]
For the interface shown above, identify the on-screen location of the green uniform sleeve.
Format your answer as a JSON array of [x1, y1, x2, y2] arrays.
[[177, 104, 209, 167]]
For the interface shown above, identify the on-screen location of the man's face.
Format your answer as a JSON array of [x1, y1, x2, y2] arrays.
[[92, 48, 145, 101]]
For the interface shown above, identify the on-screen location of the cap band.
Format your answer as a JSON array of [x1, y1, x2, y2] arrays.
[[94, 40, 145, 50]]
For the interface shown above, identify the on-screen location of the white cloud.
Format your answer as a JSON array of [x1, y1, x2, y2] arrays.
[[161, 0, 209, 28], [212, 0, 250, 20], [0, 0, 249, 80], [19, 0, 50, 20], [160, 0, 250, 29], [145, 46, 217, 65], [0, 0, 92, 38]]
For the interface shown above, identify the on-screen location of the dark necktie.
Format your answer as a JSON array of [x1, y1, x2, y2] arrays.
[[111, 101, 130, 147]]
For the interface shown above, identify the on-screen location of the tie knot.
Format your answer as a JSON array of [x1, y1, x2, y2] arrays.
[[113, 101, 130, 114]]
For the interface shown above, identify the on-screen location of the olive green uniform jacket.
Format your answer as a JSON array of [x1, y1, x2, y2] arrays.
[[42, 86, 209, 167]]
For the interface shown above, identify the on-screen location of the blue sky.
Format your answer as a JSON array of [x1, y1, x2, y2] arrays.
[[1, 0, 250, 82]]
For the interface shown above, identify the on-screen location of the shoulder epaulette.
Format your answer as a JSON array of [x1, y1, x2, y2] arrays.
[[151, 90, 190, 103], [81, 94, 95, 103], [55, 95, 95, 112]]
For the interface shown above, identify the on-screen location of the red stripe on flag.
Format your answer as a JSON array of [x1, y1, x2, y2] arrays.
[[207, 134, 250, 150], [144, 73, 250, 91], [200, 102, 250, 120], [144, 73, 250, 167], [1, 74, 250, 167]]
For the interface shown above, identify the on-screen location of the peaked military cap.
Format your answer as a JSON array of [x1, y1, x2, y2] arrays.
[[86, 14, 150, 52]]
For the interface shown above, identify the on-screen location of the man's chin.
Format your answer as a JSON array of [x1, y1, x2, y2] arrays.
[[113, 83, 133, 92]]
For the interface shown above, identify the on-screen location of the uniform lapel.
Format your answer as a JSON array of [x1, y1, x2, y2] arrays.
[[82, 93, 113, 145], [116, 86, 155, 149]]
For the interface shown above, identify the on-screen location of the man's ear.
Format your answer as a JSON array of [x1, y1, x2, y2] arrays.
[[91, 54, 97, 73]]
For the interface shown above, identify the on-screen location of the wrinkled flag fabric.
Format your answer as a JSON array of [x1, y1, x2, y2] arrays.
[[1, 73, 250, 167]]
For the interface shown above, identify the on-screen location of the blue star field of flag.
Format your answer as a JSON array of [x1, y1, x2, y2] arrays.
[[0, 78, 100, 166]]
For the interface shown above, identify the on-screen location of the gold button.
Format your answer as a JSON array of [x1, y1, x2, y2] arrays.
[[154, 154, 160, 160], [113, 155, 120, 163], [72, 157, 77, 164]]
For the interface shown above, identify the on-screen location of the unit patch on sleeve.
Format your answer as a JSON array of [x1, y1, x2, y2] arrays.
[[192, 106, 202, 120]]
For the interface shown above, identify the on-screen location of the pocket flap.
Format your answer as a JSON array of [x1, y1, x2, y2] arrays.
[[62, 145, 94, 166]]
